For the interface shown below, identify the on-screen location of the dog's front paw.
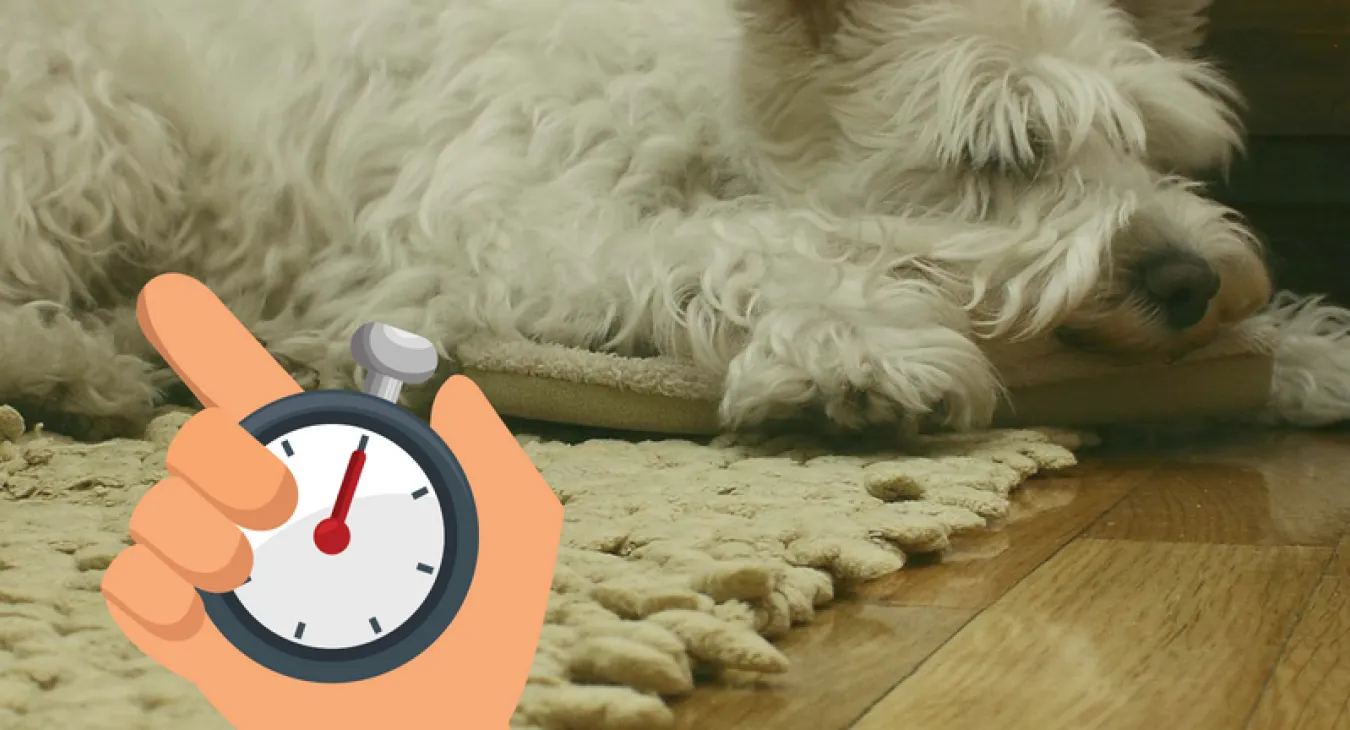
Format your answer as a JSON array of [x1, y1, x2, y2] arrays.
[[718, 319, 1000, 434], [6, 353, 160, 441]]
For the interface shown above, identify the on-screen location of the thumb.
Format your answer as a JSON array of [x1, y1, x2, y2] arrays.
[[429, 375, 562, 520], [425, 375, 561, 692]]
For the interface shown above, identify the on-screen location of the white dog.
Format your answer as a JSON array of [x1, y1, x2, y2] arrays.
[[0, 0, 1344, 439]]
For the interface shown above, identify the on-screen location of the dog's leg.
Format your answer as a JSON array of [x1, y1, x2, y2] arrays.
[[611, 209, 1004, 433], [0, 8, 189, 438], [229, 199, 1004, 435], [720, 282, 1002, 433], [0, 304, 162, 439]]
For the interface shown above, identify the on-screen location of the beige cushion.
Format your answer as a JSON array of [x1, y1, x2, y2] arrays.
[[456, 326, 1274, 435]]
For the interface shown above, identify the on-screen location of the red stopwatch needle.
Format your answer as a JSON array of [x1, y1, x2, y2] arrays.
[[313, 435, 369, 555]]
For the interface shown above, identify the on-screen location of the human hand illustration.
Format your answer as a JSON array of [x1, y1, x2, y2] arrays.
[[101, 273, 564, 728]]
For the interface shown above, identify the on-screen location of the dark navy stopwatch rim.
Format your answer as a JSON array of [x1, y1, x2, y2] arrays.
[[197, 389, 479, 684]]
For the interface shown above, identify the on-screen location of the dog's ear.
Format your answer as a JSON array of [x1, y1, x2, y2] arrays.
[[1111, 0, 1215, 57], [1108, 0, 1243, 173], [733, 0, 850, 52]]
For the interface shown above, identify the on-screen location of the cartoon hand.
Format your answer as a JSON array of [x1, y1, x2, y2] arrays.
[[101, 273, 564, 728]]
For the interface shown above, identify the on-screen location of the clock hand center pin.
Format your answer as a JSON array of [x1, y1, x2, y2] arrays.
[[311, 323, 441, 556]]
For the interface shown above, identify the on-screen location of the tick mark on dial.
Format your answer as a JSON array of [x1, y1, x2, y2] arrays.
[[411, 487, 429, 500], [357, 434, 369, 451], [294, 622, 306, 640], [281, 440, 294, 457], [369, 617, 383, 634], [416, 563, 434, 574]]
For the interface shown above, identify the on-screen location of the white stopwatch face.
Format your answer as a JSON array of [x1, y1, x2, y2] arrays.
[[200, 388, 478, 684], [232, 422, 448, 652]]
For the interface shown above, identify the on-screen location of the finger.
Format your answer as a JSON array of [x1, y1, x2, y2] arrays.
[[166, 407, 298, 530], [105, 591, 245, 689], [102, 544, 206, 641], [137, 273, 301, 421], [128, 476, 254, 593]]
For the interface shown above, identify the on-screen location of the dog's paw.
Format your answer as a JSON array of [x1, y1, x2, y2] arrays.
[[7, 355, 160, 441], [8, 406, 150, 442], [718, 321, 1001, 434]]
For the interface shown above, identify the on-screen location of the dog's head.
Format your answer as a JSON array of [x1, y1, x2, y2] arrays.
[[1044, 169, 1272, 358], [731, 0, 1271, 358]]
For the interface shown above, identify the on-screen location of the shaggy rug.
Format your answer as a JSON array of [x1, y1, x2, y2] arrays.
[[0, 403, 1086, 729]]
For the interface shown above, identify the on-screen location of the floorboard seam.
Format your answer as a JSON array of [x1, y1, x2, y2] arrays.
[[841, 468, 1152, 727], [1237, 547, 1340, 730]]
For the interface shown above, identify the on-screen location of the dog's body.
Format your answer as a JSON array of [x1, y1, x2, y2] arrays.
[[4, 0, 1339, 439]]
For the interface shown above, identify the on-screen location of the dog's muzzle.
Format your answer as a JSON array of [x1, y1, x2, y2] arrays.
[[1137, 250, 1221, 330]]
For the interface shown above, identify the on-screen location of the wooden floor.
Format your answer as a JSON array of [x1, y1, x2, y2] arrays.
[[670, 429, 1350, 730]]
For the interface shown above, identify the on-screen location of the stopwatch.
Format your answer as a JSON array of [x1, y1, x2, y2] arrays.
[[198, 323, 479, 684]]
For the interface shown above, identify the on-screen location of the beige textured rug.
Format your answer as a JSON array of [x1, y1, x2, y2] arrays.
[[0, 403, 1087, 729]]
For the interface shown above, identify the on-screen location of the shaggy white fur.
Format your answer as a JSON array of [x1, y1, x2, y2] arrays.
[[0, 0, 1345, 438], [1248, 293, 1350, 427]]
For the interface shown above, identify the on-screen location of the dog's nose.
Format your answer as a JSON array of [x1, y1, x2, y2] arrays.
[[1140, 252, 1221, 330]]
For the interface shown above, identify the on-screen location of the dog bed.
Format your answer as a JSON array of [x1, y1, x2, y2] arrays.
[[456, 328, 1277, 436]]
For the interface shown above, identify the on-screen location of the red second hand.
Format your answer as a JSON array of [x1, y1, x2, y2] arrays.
[[313, 435, 369, 555]]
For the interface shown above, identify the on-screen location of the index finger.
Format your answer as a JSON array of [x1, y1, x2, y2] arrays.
[[137, 274, 302, 420]]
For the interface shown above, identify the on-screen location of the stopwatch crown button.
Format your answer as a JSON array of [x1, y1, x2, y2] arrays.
[[351, 322, 439, 402]]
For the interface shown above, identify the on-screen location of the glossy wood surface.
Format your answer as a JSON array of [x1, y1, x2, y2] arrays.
[[672, 430, 1350, 730]]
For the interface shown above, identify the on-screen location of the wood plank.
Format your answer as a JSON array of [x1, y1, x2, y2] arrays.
[[853, 540, 1329, 730], [670, 603, 973, 730], [1084, 462, 1276, 544], [1334, 533, 1350, 576], [854, 464, 1149, 608], [1081, 461, 1349, 546], [1245, 534, 1350, 730], [1087, 433, 1350, 546]]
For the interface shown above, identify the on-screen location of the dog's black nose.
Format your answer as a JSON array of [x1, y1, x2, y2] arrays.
[[1140, 252, 1221, 330]]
